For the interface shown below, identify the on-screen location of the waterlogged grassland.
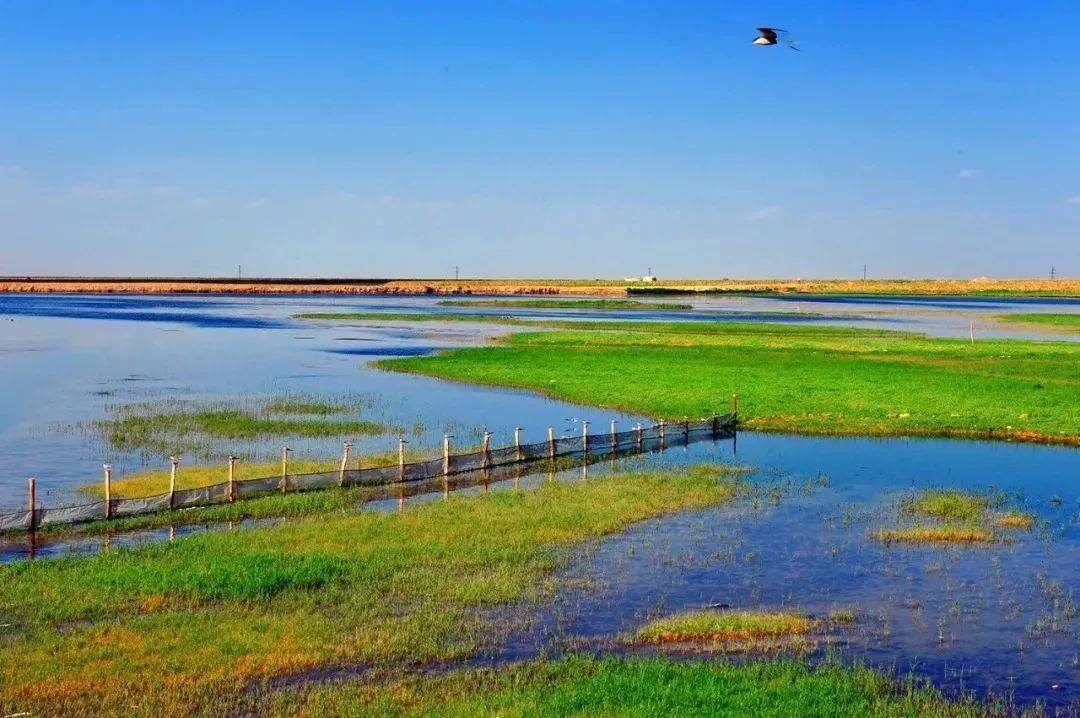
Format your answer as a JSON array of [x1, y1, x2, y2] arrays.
[[437, 298, 693, 310], [0, 469, 738, 716], [79, 450, 423, 498], [294, 311, 529, 324], [93, 396, 389, 455], [874, 489, 1035, 545], [381, 321, 1080, 445], [997, 313, 1080, 333], [261, 656, 991, 717]]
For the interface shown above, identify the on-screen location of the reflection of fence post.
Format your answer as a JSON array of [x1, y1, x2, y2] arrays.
[[27, 478, 36, 532], [398, 438, 407, 482], [514, 427, 522, 461], [227, 457, 237, 502], [168, 456, 179, 509], [711, 414, 719, 436], [481, 432, 492, 469], [547, 427, 555, 460], [635, 424, 643, 451], [610, 420, 617, 451], [338, 442, 350, 487], [582, 421, 589, 455], [103, 464, 113, 519]]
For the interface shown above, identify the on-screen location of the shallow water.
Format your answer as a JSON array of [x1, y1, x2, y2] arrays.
[[1, 291, 1078, 708], [493, 433, 1080, 709], [1, 291, 1075, 505]]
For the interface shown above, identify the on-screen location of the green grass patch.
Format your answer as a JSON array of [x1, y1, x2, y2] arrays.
[[905, 490, 987, 522], [999, 313, 1080, 332], [634, 610, 814, 644], [260, 655, 991, 717], [55, 484, 377, 536], [437, 298, 693, 310], [0, 468, 738, 716], [379, 320, 1080, 445]]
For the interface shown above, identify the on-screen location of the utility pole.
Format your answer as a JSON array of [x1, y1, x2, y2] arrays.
[[454, 265, 459, 281], [1050, 266, 1056, 280], [863, 264, 867, 280], [237, 265, 242, 279]]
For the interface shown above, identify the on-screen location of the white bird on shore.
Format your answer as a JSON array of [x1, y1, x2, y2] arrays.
[[753, 27, 799, 51]]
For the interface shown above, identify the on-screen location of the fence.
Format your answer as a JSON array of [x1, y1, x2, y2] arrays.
[[0, 409, 738, 534]]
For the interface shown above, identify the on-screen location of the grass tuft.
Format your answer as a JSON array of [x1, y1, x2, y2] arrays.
[[905, 490, 986, 522], [997, 512, 1035, 530], [873, 526, 993, 544], [634, 610, 814, 644]]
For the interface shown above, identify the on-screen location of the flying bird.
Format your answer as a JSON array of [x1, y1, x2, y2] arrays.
[[753, 27, 799, 51]]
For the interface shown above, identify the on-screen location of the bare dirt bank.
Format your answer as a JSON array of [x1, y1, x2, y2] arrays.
[[1, 277, 1077, 297]]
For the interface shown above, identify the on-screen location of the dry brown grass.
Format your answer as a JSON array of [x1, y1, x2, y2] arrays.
[[873, 527, 993, 544], [996, 512, 1035, 530]]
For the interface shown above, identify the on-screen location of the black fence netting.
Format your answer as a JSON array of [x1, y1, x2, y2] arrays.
[[0, 413, 736, 533]]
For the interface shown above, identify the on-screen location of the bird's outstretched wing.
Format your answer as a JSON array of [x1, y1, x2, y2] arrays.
[[761, 27, 800, 50]]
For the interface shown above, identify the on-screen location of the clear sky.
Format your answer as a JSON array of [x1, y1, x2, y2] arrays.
[[1, 1, 1078, 279]]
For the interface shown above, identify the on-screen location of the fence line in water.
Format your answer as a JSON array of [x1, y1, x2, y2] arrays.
[[1, 407, 738, 534]]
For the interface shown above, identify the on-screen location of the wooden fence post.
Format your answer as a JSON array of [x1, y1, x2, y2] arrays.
[[27, 477, 36, 532], [514, 427, 522, 461], [281, 446, 291, 493], [635, 424, 643, 451], [582, 421, 589, 455], [547, 427, 555, 460], [658, 419, 666, 449], [227, 456, 237, 502], [610, 420, 617, 451], [103, 464, 113, 519], [168, 456, 179, 509], [338, 442, 350, 487], [481, 432, 492, 469], [683, 416, 690, 444], [732, 394, 739, 417], [398, 437, 407, 482], [442, 434, 452, 499]]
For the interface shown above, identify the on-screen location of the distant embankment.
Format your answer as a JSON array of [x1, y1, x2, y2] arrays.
[[0, 277, 1077, 297]]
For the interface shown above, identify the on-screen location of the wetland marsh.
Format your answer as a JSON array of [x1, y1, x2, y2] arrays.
[[0, 292, 1078, 715]]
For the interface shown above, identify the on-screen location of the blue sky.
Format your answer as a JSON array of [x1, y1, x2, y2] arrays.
[[1, 1, 1078, 278]]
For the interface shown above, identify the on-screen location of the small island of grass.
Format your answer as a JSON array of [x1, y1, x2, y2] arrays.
[[633, 610, 815, 645], [874, 489, 1036, 544], [91, 396, 391, 455]]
